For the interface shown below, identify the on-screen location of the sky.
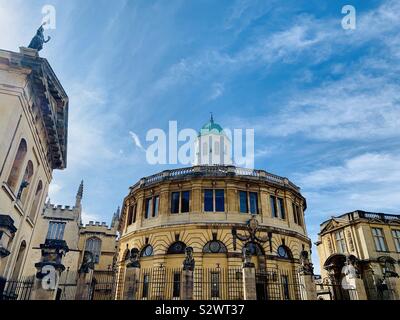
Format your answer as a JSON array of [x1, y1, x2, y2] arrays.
[[1, 0, 400, 274]]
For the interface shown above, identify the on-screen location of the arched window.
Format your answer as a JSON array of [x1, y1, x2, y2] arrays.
[[19, 160, 34, 203], [277, 245, 292, 259], [85, 237, 102, 264], [167, 241, 186, 254], [28, 180, 43, 221], [11, 240, 26, 280], [140, 245, 154, 257], [243, 242, 264, 256], [7, 139, 27, 191], [203, 240, 227, 253]]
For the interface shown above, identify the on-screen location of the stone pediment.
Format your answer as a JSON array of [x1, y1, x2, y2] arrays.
[[320, 218, 346, 234]]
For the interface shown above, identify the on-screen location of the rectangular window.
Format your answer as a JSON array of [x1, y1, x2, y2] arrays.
[[142, 274, 149, 299], [145, 198, 152, 219], [392, 230, 400, 252], [204, 189, 214, 212], [211, 272, 220, 298], [46, 222, 66, 240], [239, 191, 248, 213], [181, 191, 190, 213], [292, 203, 298, 224], [335, 230, 347, 254], [215, 190, 225, 212], [153, 196, 159, 217], [204, 189, 225, 212], [132, 205, 137, 223], [171, 192, 180, 214], [173, 272, 181, 298], [270, 196, 277, 218], [278, 198, 286, 219], [249, 192, 258, 214], [372, 228, 387, 252], [296, 205, 302, 226]]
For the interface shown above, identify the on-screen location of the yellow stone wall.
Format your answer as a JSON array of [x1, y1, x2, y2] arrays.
[[118, 173, 311, 280], [0, 49, 58, 280], [316, 212, 400, 280]]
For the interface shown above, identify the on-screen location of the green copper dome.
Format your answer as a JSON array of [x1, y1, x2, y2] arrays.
[[200, 114, 224, 136]]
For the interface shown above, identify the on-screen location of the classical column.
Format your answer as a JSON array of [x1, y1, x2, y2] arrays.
[[242, 249, 257, 300], [75, 251, 95, 300], [122, 248, 141, 300], [31, 240, 69, 300], [181, 247, 195, 300]]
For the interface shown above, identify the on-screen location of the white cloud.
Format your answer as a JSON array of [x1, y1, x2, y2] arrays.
[[81, 211, 101, 225], [297, 153, 400, 189], [129, 131, 144, 150], [48, 182, 62, 198], [208, 82, 224, 101]]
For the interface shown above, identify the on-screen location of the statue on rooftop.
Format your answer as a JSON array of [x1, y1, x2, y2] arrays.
[[28, 24, 51, 51]]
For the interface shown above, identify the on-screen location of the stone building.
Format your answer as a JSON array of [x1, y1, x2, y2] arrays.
[[0, 47, 68, 283], [21, 181, 119, 300], [117, 118, 315, 300], [316, 210, 400, 300]]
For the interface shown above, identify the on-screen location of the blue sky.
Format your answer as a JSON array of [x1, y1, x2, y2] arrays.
[[1, 0, 400, 273]]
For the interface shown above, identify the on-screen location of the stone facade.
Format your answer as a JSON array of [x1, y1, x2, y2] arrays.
[[0, 47, 68, 281], [21, 182, 119, 299], [117, 162, 313, 300], [316, 210, 400, 300]]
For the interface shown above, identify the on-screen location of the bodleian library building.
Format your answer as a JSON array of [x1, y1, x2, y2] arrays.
[[0, 37, 400, 301]]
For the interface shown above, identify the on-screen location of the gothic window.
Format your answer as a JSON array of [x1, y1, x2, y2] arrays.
[[277, 245, 292, 259], [85, 237, 102, 264], [372, 228, 387, 252], [7, 139, 27, 191], [140, 245, 154, 257], [167, 241, 187, 254], [28, 180, 43, 221], [203, 241, 227, 253], [19, 160, 34, 203], [47, 221, 66, 240]]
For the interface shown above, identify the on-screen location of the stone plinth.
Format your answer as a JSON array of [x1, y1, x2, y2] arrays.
[[242, 267, 257, 300], [298, 274, 317, 300], [181, 270, 194, 300], [123, 266, 140, 300], [75, 270, 94, 300]]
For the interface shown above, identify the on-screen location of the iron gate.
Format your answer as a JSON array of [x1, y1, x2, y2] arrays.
[[0, 276, 34, 300], [255, 269, 302, 300]]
